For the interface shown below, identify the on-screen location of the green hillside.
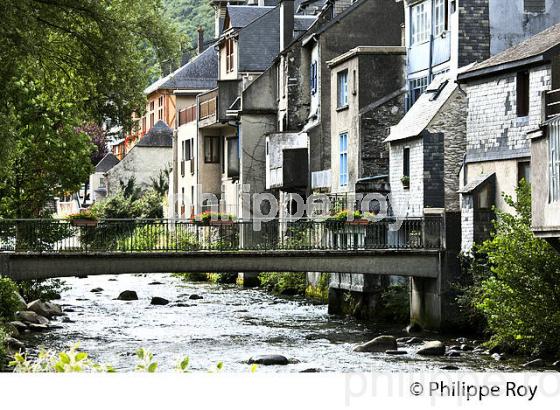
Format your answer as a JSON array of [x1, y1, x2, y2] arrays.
[[163, 0, 215, 52]]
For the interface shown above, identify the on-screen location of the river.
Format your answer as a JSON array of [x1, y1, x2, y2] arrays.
[[23, 273, 525, 372]]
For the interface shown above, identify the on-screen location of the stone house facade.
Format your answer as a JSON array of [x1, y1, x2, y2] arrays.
[[458, 23, 560, 252]]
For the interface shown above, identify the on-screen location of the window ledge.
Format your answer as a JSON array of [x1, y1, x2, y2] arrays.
[[336, 105, 349, 112]]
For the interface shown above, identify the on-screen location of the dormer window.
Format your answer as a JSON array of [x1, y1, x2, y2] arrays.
[[225, 38, 234, 73]]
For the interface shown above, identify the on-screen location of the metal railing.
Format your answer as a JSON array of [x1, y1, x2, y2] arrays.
[[0, 218, 443, 254]]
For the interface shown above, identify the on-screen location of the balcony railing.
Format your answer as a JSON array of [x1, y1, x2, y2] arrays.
[[199, 97, 217, 120], [545, 88, 560, 121], [0, 218, 444, 253], [178, 105, 196, 126]]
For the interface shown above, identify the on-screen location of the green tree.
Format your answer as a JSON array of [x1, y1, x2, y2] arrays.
[[0, 0, 181, 216], [470, 181, 560, 356]]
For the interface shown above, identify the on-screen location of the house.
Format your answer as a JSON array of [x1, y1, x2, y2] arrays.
[[112, 28, 216, 160], [264, 0, 404, 210], [106, 121, 173, 196], [458, 23, 560, 252], [327, 46, 406, 197], [402, 0, 560, 109], [89, 153, 120, 204]]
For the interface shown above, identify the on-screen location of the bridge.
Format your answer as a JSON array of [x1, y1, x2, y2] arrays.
[[0, 217, 456, 329]]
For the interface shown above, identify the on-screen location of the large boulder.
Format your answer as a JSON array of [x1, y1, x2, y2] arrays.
[[248, 355, 289, 366], [417, 341, 446, 356], [151, 297, 169, 306], [189, 294, 203, 300], [116, 291, 138, 301], [27, 300, 63, 318], [15, 310, 49, 325], [353, 335, 398, 353], [9, 321, 28, 332]]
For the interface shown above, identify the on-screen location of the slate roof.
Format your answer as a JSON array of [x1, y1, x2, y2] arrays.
[[385, 74, 458, 143], [238, 6, 280, 72], [95, 153, 120, 173], [136, 121, 173, 148], [460, 22, 560, 81], [144, 46, 218, 95], [226, 5, 274, 29]]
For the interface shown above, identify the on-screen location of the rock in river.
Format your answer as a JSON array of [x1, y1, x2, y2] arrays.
[[189, 294, 203, 300], [353, 335, 397, 353], [10, 321, 28, 331], [386, 350, 407, 355], [91, 288, 104, 293], [117, 291, 138, 301], [151, 297, 170, 306], [15, 310, 49, 325], [417, 341, 446, 356], [248, 355, 289, 366], [27, 300, 63, 318], [406, 323, 423, 334], [148, 281, 164, 286]]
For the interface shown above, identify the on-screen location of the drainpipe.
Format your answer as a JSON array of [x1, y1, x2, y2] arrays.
[[428, 2, 435, 83]]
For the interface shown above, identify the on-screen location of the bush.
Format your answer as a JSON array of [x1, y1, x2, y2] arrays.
[[259, 272, 306, 295], [17, 279, 67, 303], [0, 327, 8, 366], [469, 181, 560, 356], [379, 283, 409, 323], [172, 272, 208, 282], [0, 277, 20, 321]]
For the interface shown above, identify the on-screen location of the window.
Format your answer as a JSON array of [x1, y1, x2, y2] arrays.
[[517, 161, 531, 184], [141, 117, 146, 133], [150, 112, 154, 128], [204, 136, 220, 163], [403, 147, 410, 178], [411, 2, 429, 45], [225, 38, 234, 73], [524, 0, 545, 13], [337, 70, 348, 108], [517, 71, 530, 117], [408, 76, 428, 108], [310, 61, 318, 95], [550, 123, 560, 202], [434, 0, 448, 36], [158, 96, 164, 121], [182, 139, 192, 161], [227, 137, 240, 178], [339, 132, 348, 187]]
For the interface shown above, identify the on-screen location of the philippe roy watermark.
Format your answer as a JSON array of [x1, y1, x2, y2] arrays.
[[344, 372, 560, 406], [171, 184, 410, 231]]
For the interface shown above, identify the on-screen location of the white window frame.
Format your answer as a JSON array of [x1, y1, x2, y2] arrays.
[[337, 70, 348, 108], [339, 132, 348, 187], [434, 0, 447, 36], [411, 1, 430, 45], [550, 122, 560, 202]]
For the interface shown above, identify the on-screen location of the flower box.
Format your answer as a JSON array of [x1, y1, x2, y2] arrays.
[[70, 219, 98, 227]]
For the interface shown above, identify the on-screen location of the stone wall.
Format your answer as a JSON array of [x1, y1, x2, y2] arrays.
[[458, 0, 491, 67], [389, 138, 424, 217], [466, 65, 551, 163]]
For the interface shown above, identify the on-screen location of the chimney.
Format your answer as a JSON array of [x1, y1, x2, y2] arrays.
[[197, 26, 205, 54], [280, 0, 294, 51]]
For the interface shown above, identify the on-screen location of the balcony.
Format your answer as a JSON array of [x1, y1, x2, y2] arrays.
[[198, 89, 218, 127], [266, 133, 308, 190], [178, 105, 196, 126]]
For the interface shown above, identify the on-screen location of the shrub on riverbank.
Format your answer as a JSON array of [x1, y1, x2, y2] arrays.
[[0, 277, 20, 321], [17, 279, 67, 303], [378, 283, 409, 323], [172, 272, 208, 282], [0, 328, 7, 366], [207, 273, 238, 284], [259, 272, 306, 295], [465, 182, 560, 356]]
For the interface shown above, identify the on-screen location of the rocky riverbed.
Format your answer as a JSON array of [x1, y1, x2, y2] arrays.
[[6, 273, 553, 372]]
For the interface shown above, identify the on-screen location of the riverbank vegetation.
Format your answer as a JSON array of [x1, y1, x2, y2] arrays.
[[258, 272, 307, 295], [461, 182, 560, 357]]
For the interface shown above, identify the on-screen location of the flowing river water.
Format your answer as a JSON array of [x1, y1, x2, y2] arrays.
[[24, 273, 526, 372]]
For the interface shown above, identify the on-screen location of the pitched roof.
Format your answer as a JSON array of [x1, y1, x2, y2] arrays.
[[459, 22, 560, 81], [136, 121, 173, 148], [144, 46, 218, 95], [458, 173, 495, 194], [385, 73, 458, 143], [95, 153, 120, 173], [227, 5, 274, 29]]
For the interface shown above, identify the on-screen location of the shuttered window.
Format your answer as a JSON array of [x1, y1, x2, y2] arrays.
[[550, 121, 560, 203]]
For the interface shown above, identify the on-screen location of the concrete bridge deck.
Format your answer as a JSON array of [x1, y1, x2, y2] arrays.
[[0, 249, 441, 281]]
